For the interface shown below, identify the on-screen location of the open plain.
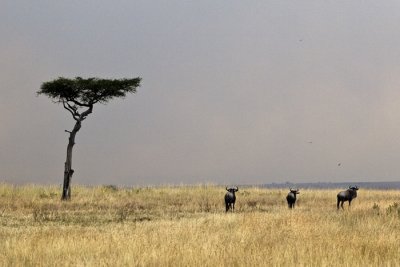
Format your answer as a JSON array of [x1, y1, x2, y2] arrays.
[[0, 184, 399, 266]]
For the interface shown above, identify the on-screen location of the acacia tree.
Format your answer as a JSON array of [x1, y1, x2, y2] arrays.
[[38, 77, 141, 200]]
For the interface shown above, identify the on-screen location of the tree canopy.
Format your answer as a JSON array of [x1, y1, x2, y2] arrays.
[[38, 76, 141, 104], [37, 76, 141, 121]]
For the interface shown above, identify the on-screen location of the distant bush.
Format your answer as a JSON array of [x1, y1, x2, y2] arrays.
[[386, 202, 400, 217], [102, 185, 118, 192]]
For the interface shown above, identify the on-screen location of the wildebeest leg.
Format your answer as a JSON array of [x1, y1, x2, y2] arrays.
[[348, 199, 352, 208], [226, 203, 229, 212], [341, 201, 344, 209], [232, 203, 235, 212]]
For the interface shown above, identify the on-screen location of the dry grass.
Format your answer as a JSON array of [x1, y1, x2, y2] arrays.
[[0, 183, 399, 266]]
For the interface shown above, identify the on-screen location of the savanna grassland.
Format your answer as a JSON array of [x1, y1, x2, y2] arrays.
[[0, 183, 399, 266]]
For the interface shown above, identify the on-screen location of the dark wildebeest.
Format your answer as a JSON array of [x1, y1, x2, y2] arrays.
[[337, 186, 359, 210], [286, 188, 300, 209], [225, 186, 238, 212]]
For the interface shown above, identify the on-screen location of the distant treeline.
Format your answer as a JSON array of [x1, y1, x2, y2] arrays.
[[261, 181, 400, 190]]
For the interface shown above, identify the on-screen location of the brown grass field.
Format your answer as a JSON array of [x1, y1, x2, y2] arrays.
[[0, 183, 399, 266]]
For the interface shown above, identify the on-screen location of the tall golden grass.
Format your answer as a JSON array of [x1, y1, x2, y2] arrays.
[[0, 183, 399, 266]]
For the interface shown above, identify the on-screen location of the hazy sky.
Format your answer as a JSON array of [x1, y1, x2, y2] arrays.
[[2, 1, 400, 186]]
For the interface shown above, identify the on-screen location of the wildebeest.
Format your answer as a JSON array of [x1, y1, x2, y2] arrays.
[[286, 188, 300, 209], [225, 186, 238, 212], [337, 186, 359, 209]]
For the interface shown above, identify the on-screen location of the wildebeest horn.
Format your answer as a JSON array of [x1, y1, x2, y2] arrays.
[[226, 187, 229, 191], [235, 186, 238, 191]]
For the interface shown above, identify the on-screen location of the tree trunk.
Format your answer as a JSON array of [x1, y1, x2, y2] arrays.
[[61, 121, 81, 200]]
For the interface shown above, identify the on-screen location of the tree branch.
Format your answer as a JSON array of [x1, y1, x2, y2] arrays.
[[62, 100, 80, 121], [67, 98, 92, 107], [79, 104, 93, 121]]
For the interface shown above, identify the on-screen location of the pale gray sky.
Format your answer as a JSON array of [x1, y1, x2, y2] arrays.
[[2, 1, 400, 186]]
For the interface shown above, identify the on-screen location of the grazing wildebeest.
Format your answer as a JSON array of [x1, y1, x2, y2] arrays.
[[337, 186, 359, 210], [225, 186, 238, 212], [286, 188, 300, 209]]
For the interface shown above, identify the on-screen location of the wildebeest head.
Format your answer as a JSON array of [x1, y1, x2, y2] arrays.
[[226, 186, 238, 193], [290, 188, 300, 194], [349, 186, 359, 191]]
